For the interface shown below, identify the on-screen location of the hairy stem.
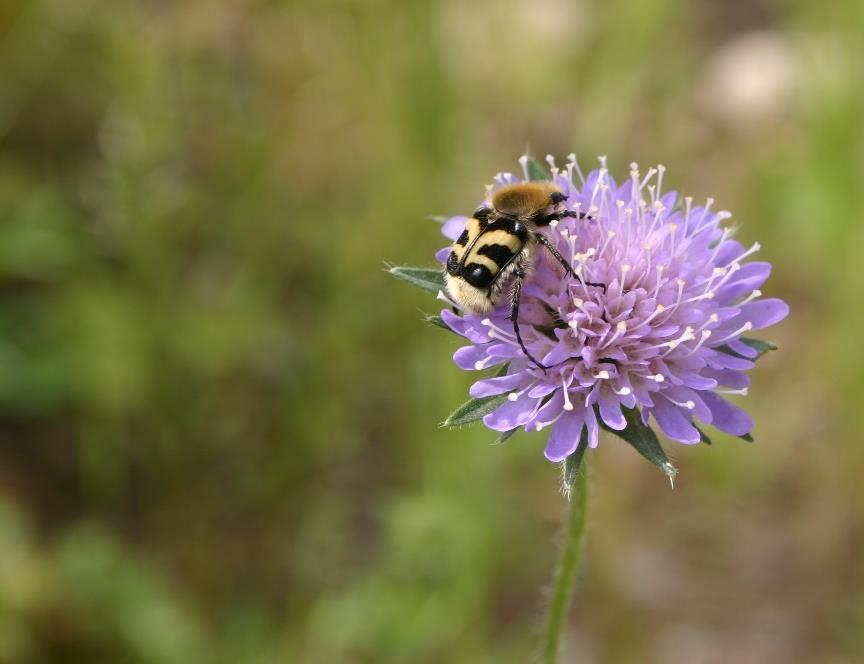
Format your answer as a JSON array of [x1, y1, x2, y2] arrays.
[[541, 462, 588, 663]]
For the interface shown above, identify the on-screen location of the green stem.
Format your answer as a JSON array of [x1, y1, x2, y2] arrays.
[[541, 461, 588, 663]]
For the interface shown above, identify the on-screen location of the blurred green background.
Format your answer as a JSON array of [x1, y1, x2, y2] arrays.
[[0, 0, 861, 662]]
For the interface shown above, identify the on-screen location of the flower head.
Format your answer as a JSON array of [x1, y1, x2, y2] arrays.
[[438, 155, 788, 462]]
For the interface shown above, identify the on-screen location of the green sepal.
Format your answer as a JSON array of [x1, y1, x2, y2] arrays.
[[423, 313, 451, 331], [694, 424, 713, 445], [387, 264, 445, 294], [697, 421, 755, 444], [443, 364, 511, 428], [739, 337, 777, 356], [443, 394, 508, 427], [526, 157, 550, 182], [561, 429, 588, 496], [495, 428, 520, 445], [715, 337, 777, 361], [601, 407, 677, 484]]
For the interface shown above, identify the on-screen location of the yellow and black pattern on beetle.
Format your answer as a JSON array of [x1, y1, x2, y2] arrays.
[[443, 181, 605, 370]]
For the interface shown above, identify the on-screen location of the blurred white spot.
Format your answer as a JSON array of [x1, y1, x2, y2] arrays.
[[700, 31, 794, 129]]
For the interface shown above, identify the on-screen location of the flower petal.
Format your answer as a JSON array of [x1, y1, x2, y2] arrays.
[[700, 391, 753, 436], [483, 396, 539, 432], [705, 349, 755, 371], [453, 344, 491, 370], [544, 409, 585, 462], [441, 215, 468, 241], [715, 262, 772, 303], [737, 299, 790, 330], [598, 392, 626, 430], [702, 368, 750, 389], [440, 310, 491, 344], [651, 396, 701, 444], [679, 372, 719, 390], [469, 373, 527, 398], [725, 338, 758, 358]]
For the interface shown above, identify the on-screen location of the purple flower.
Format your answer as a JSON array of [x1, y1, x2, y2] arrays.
[[438, 155, 789, 463]]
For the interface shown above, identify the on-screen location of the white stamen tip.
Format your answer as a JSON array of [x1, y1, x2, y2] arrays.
[[507, 393, 519, 402], [574, 298, 584, 307], [702, 330, 712, 339], [685, 401, 695, 410], [709, 313, 719, 322], [481, 318, 491, 326], [617, 387, 632, 396], [474, 361, 485, 370], [518, 155, 528, 166], [654, 374, 665, 382], [656, 304, 666, 313], [549, 219, 559, 228], [616, 321, 627, 332], [563, 402, 574, 411], [621, 264, 631, 272], [568, 320, 579, 329], [743, 322, 753, 331], [596, 370, 610, 380], [535, 422, 545, 431]]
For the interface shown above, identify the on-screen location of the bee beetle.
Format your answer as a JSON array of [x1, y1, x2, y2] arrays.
[[444, 181, 605, 370]]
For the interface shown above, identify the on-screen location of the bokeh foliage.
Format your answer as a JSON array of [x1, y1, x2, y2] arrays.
[[0, 0, 862, 661]]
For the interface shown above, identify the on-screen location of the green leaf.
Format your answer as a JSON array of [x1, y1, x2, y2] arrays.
[[715, 337, 777, 361], [601, 407, 677, 484], [443, 363, 511, 428], [526, 157, 550, 182], [561, 430, 588, 495], [387, 265, 444, 294]]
